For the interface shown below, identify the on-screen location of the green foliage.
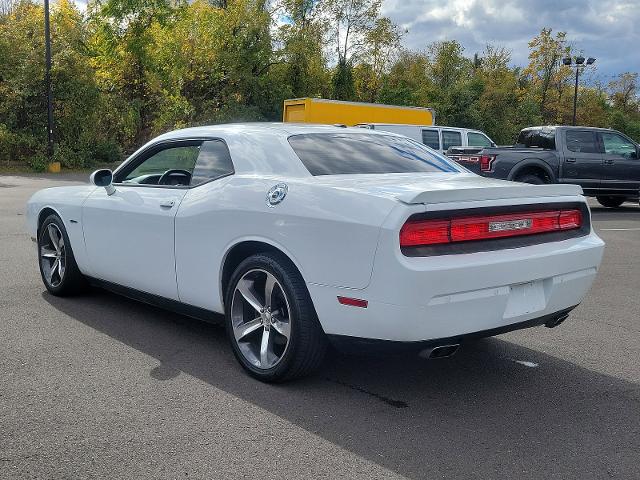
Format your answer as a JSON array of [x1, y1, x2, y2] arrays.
[[0, 2, 638, 170]]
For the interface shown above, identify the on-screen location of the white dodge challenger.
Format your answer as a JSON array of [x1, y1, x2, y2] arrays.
[[27, 123, 605, 381]]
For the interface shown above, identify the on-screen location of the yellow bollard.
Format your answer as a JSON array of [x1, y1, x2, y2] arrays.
[[47, 161, 61, 173]]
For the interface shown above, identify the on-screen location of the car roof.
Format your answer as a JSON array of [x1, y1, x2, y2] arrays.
[[123, 122, 410, 179], [152, 122, 399, 142], [358, 124, 487, 133], [522, 125, 614, 132]]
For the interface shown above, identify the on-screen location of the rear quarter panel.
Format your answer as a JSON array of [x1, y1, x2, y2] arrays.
[[174, 175, 397, 312]]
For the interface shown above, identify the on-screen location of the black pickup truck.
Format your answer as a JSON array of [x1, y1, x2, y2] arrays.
[[449, 126, 640, 207]]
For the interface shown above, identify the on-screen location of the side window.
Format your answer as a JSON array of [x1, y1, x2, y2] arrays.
[[565, 130, 599, 154], [121, 143, 201, 185], [190, 140, 235, 186], [601, 132, 637, 158], [421, 129, 440, 150], [442, 130, 463, 151], [467, 132, 493, 147]]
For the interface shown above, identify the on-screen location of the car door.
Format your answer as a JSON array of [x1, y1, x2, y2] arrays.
[[560, 129, 603, 191], [599, 131, 640, 193], [81, 140, 202, 300]]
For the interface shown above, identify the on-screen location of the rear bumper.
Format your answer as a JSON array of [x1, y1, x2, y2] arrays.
[[308, 231, 604, 342], [327, 306, 576, 354]]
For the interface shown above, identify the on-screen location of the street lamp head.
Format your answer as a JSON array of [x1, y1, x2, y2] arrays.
[[575, 56, 585, 65], [586, 57, 596, 65], [562, 57, 573, 66]]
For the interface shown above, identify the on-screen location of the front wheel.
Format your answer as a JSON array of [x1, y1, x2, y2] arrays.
[[596, 196, 625, 208], [225, 252, 327, 382], [38, 214, 87, 296]]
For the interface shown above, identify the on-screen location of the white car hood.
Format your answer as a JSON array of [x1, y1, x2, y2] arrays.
[[309, 173, 583, 204]]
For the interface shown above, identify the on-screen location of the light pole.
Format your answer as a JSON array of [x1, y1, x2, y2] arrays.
[[44, 0, 53, 161], [562, 56, 596, 126]]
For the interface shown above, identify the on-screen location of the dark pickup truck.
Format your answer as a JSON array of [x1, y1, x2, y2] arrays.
[[449, 126, 640, 207]]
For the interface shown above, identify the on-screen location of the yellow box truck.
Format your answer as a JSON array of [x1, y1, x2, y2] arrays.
[[283, 98, 435, 126]]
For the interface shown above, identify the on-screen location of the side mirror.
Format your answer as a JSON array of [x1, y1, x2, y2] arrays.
[[90, 169, 116, 196]]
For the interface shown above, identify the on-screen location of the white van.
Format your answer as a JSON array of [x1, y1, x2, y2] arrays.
[[356, 124, 496, 154]]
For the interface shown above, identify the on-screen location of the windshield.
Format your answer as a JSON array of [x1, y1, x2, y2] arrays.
[[288, 133, 463, 176]]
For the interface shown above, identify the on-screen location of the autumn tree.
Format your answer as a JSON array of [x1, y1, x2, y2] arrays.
[[522, 28, 572, 123], [275, 0, 328, 98]]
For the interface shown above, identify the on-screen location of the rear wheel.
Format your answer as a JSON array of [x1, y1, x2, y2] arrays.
[[38, 214, 87, 296], [515, 173, 546, 185], [225, 252, 326, 382], [596, 196, 625, 208]]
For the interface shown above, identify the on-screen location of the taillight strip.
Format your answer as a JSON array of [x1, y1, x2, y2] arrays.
[[400, 209, 583, 247]]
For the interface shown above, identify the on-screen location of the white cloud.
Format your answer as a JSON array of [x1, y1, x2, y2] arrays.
[[381, 0, 640, 79]]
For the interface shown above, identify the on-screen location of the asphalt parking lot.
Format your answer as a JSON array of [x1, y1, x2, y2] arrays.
[[1, 174, 639, 479]]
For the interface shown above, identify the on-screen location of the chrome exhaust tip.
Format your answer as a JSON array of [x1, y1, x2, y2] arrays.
[[419, 344, 460, 360], [545, 313, 569, 328]]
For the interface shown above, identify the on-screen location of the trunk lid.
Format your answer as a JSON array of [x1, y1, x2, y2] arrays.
[[310, 172, 582, 205]]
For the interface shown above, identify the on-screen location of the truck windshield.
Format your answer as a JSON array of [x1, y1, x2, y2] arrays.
[[516, 129, 556, 149], [288, 133, 462, 176]]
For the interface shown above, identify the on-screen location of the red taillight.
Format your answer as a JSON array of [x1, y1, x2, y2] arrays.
[[400, 209, 583, 248], [480, 155, 495, 172], [398, 219, 450, 247]]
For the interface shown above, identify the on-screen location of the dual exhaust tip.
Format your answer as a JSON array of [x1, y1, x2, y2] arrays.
[[545, 313, 569, 329], [419, 344, 460, 360], [419, 312, 570, 360]]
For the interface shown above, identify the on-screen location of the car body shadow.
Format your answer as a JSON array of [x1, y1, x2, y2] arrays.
[[43, 289, 640, 479]]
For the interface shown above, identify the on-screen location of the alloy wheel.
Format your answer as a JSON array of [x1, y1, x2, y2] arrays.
[[230, 269, 292, 369], [40, 223, 66, 288]]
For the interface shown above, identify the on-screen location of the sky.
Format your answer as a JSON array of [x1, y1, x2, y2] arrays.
[[381, 0, 639, 82]]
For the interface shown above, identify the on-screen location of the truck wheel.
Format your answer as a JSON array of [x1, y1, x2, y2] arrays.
[[225, 252, 327, 382], [516, 173, 545, 185], [596, 196, 625, 208]]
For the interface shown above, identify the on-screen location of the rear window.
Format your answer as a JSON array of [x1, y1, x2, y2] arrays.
[[516, 129, 556, 149], [565, 130, 599, 154], [288, 133, 462, 176]]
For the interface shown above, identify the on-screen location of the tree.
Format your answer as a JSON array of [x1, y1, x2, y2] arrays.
[[353, 16, 402, 102], [275, 0, 328, 98], [324, 0, 394, 100], [522, 28, 572, 123], [609, 73, 638, 114]]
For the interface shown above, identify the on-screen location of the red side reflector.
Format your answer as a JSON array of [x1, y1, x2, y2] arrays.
[[400, 209, 583, 247], [337, 296, 368, 308]]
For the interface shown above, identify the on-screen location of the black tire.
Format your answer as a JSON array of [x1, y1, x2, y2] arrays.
[[225, 252, 327, 382], [516, 173, 546, 185], [37, 214, 87, 296], [596, 196, 625, 208]]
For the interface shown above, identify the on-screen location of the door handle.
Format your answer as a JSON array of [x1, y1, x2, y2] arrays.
[[565, 157, 576, 163], [604, 158, 615, 165], [159, 199, 176, 208]]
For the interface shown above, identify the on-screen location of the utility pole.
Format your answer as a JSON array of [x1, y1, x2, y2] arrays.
[[44, 0, 53, 161]]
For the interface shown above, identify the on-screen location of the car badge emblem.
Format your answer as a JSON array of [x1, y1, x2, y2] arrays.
[[488, 218, 532, 232], [266, 183, 288, 207]]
